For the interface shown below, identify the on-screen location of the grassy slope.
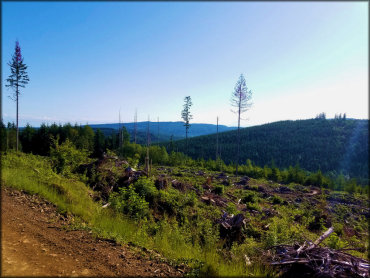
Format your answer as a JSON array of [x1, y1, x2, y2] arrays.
[[3, 151, 368, 277], [1, 151, 271, 277]]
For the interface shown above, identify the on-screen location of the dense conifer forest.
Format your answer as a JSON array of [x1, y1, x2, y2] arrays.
[[162, 118, 368, 185]]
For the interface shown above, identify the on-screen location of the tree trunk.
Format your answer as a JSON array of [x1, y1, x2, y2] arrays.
[[186, 125, 188, 154], [236, 91, 241, 176], [16, 83, 19, 152]]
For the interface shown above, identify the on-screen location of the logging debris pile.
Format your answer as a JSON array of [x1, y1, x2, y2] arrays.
[[267, 227, 370, 278]]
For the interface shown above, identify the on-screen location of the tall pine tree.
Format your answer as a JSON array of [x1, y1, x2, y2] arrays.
[[181, 96, 193, 154], [6, 41, 30, 152], [230, 74, 252, 176]]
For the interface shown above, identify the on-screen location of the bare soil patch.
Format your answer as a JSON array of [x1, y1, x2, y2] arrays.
[[1, 187, 184, 277]]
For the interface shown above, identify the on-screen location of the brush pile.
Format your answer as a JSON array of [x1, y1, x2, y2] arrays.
[[267, 227, 370, 278]]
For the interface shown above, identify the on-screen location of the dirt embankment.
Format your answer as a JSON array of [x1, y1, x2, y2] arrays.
[[1, 187, 184, 277]]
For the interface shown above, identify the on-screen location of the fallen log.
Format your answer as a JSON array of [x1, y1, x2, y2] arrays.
[[314, 226, 334, 246]]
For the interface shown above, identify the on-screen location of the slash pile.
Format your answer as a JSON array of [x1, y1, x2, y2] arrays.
[[267, 227, 370, 278]]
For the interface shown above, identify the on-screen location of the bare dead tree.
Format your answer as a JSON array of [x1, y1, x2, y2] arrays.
[[230, 74, 252, 176]]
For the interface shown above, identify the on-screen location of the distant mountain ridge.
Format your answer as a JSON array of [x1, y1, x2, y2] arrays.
[[88, 121, 237, 141]]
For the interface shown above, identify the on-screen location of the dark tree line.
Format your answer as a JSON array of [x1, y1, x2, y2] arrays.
[[0, 122, 129, 158], [1, 120, 366, 194]]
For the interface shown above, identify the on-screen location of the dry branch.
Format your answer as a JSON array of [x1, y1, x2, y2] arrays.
[[267, 227, 370, 277]]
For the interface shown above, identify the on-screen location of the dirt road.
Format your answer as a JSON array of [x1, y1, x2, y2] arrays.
[[1, 187, 184, 277]]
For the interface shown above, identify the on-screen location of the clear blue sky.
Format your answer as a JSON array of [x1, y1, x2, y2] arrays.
[[1, 1, 368, 127]]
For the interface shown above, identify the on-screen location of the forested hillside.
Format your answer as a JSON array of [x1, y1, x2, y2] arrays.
[[163, 118, 368, 184]]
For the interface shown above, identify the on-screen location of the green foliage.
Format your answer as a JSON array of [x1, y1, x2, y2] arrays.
[[246, 202, 261, 212], [268, 167, 281, 182], [272, 195, 283, 205], [3, 149, 368, 276], [307, 209, 327, 232], [263, 215, 306, 248], [50, 137, 90, 177], [344, 178, 357, 194], [117, 142, 142, 167], [110, 185, 149, 219], [225, 203, 238, 215], [333, 223, 344, 237], [19, 124, 35, 153], [157, 189, 181, 216], [326, 232, 346, 250], [2, 120, 365, 194], [2, 151, 98, 220], [305, 170, 330, 187], [5, 122, 18, 150], [213, 184, 224, 195], [76, 125, 95, 152], [241, 192, 258, 204], [133, 177, 158, 203], [164, 119, 369, 186], [0, 122, 7, 152], [149, 145, 169, 164], [93, 129, 106, 158]]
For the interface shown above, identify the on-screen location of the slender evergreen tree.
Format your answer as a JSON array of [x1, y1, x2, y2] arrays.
[[230, 74, 252, 175], [181, 96, 193, 154], [6, 40, 30, 152]]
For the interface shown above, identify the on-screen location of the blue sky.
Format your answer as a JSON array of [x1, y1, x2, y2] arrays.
[[1, 2, 368, 127]]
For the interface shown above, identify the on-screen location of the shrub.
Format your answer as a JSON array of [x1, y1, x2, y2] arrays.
[[133, 177, 158, 203], [326, 232, 346, 249], [242, 192, 258, 204], [157, 189, 181, 216], [226, 203, 238, 215], [184, 191, 198, 207], [213, 185, 224, 195], [272, 195, 283, 204], [109, 185, 149, 219], [333, 223, 344, 236], [50, 137, 90, 177], [246, 202, 261, 212]]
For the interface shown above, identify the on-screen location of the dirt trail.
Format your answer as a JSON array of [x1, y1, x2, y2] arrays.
[[1, 187, 184, 277]]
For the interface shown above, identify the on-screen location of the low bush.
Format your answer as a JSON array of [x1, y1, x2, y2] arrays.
[[50, 137, 91, 177], [109, 186, 149, 219], [133, 177, 158, 203], [242, 192, 258, 204], [213, 184, 224, 195], [272, 195, 283, 204]]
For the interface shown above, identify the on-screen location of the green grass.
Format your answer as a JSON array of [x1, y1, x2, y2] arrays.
[[1, 151, 274, 277]]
